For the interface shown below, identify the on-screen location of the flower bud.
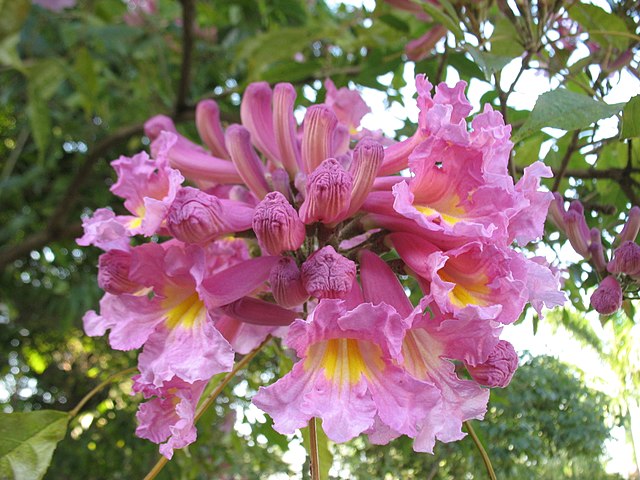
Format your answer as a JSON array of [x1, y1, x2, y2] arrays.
[[225, 124, 270, 199], [273, 83, 301, 176], [547, 192, 566, 231], [167, 187, 252, 244], [608, 241, 640, 276], [301, 105, 338, 173], [240, 82, 280, 166], [252, 192, 305, 255], [564, 201, 591, 258], [299, 158, 353, 225], [301, 246, 356, 299], [196, 100, 229, 159], [347, 138, 384, 216], [144, 115, 177, 141], [616, 206, 640, 245], [589, 228, 607, 273], [590, 276, 623, 316], [269, 257, 309, 307], [466, 340, 518, 388], [98, 249, 139, 295]]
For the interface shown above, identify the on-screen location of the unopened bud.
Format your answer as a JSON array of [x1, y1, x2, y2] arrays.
[[617, 206, 640, 245], [590, 276, 623, 316], [301, 246, 356, 299], [167, 187, 252, 244], [225, 125, 270, 199], [347, 138, 384, 216], [589, 228, 607, 273], [301, 105, 338, 174], [547, 192, 566, 231], [299, 158, 353, 225], [564, 201, 591, 258], [608, 241, 640, 276], [252, 192, 305, 255], [466, 340, 518, 388], [144, 115, 177, 141], [196, 100, 229, 159], [98, 249, 139, 295], [269, 257, 309, 308]]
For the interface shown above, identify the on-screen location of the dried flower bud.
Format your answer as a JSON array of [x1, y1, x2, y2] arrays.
[[301, 246, 356, 299], [466, 340, 518, 388], [269, 257, 309, 308], [590, 276, 623, 316], [98, 249, 139, 295], [608, 241, 640, 276], [252, 192, 305, 255], [299, 158, 353, 225], [167, 187, 252, 244]]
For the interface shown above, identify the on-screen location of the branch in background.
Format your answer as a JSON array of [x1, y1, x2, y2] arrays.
[[176, 0, 195, 115], [551, 130, 580, 192]]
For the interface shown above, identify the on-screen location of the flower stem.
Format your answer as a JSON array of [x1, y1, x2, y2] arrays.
[[308, 417, 321, 480], [69, 366, 137, 418], [464, 421, 497, 480], [142, 337, 271, 480]]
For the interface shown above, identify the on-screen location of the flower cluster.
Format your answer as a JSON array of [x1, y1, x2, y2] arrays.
[[549, 196, 640, 316], [79, 76, 564, 458]]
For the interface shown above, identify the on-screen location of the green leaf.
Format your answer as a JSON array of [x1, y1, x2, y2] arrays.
[[420, 1, 463, 41], [490, 15, 522, 57], [621, 95, 640, 139], [301, 420, 332, 480], [465, 45, 512, 80], [0, 0, 30, 41], [0, 410, 69, 480], [514, 89, 624, 142], [569, 3, 630, 51]]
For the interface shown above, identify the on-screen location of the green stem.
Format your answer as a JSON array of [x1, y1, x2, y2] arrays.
[[69, 367, 137, 418], [308, 417, 320, 480], [142, 337, 271, 480], [464, 420, 497, 480]]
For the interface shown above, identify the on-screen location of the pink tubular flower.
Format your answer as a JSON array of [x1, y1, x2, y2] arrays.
[[465, 340, 518, 388], [608, 241, 640, 276], [359, 251, 493, 453], [166, 187, 253, 244], [110, 151, 184, 236], [299, 158, 353, 225], [301, 106, 338, 174], [97, 250, 140, 295], [269, 257, 309, 308], [133, 375, 205, 459], [253, 192, 305, 255], [196, 100, 230, 159], [590, 276, 623, 316], [617, 206, 640, 245], [253, 294, 437, 443], [301, 246, 356, 299]]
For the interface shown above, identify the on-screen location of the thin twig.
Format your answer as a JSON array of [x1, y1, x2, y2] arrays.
[[142, 337, 271, 480], [464, 421, 497, 480], [175, 0, 195, 115], [552, 130, 580, 192], [308, 417, 321, 480], [69, 367, 137, 418]]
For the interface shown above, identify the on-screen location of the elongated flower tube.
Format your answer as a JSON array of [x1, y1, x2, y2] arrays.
[[589, 228, 607, 273], [269, 257, 309, 308], [252, 192, 305, 255], [301, 246, 356, 299], [347, 138, 384, 217], [590, 276, 623, 316], [97, 249, 140, 295], [465, 340, 518, 388], [608, 240, 640, 276], [220, 296, 297, 326], [301, 105, 338, 173], [299, 158, 353, 225], [240, 82, 281, 167], [253, 296, 437, 443], [157, 132, 242, 185], [564, 201, 591, 258], [273, 83, 301, 176], [225, 125, 270, 199], [196, 99, 230, 159], [166, 187, 254, 244], [617, 206, 640, 245]]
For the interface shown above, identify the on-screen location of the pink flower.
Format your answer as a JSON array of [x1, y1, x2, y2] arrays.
[[465, 340, 518, 388], [608, 241, 640, 276], [299, 158, 353, 225], [133, 375, 205, 459], [97, 250, 140, 295], [324, 79, 371, 134], [77, 208, 131, 251], [269, 257, 309, 308], [253, 294, 437, 443]]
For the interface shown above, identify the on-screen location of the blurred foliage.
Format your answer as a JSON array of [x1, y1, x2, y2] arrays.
[[1, 0, 639, 478]]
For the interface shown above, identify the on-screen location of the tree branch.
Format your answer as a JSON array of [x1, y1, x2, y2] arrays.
[[551, 130, 580, 192]]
